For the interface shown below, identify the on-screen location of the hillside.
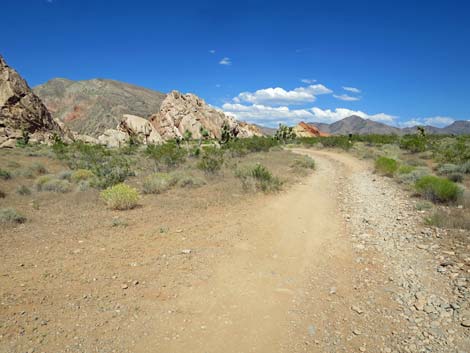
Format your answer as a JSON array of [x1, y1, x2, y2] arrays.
[[34, 78, 166, 137], [308, 115, 470, 135]]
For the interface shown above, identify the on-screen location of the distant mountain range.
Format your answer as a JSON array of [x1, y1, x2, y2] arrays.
[[309, 115, 470, 135], [34, 78, 166, 137]]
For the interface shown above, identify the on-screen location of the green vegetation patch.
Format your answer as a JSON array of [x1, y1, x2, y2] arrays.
[[0, 208, 26, 224], [101, 183, 140, 210], [415, 175, 462, 203], [236, 163, 283, 193], [374, 156, 399, 177]]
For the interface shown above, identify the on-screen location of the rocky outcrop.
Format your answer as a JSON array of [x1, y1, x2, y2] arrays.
[[118, 114, 163, 144], [149, 91, 262, 140], [97, 129, 129, 148], [293, 121, 329, 137], [0, 55, 70, 147]]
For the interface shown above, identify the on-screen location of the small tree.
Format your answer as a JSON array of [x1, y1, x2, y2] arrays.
[[183, 130, 193, 151], [274, 124, 296, 143]]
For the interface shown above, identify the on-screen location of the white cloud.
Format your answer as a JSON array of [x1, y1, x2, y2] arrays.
[[222, 103, 396, 127], [310, 107, 396, 123], [219, 57, 231, 65], [333, 94, 361, 101], [301, 78, 316, 84], [209, 49, 216, 54], [343, 86, 361, 93], [401, 116, 455, 128], [215, 84, 221, 88], [234, 84, 332, 106]]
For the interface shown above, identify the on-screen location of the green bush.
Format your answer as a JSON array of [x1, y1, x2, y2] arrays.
[[399, 135, 426, 153], [197, 147, 224, 174], [415, 175, 462, 203], [236, 164, 283, 193], [145, 143, 186, 170], [0, 169, 12, 180], [71, 169, 95, 182], [16, 185, 32, 196], [142, 173, 176, 194], [35, 175, 54, 191], [0, 208, 26, 224], [437, 163, 460, 176], [101, 183, 140, 210], [170, 171, 206, 188], [433, 136, 470, 164], [375, 157, 399, 177]]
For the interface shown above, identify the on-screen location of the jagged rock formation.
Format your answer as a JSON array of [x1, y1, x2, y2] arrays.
[[293, 121, 329, 137], [34, 78, 166, 137], [149, 91, 262, 140], [0, 55, 69, 147]]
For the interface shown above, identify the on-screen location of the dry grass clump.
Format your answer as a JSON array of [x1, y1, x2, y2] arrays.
[[142, 173, 176, 194], [0, 208, 26, 224], [35, 175, 71, 193], [425, 209, 470, 230], [235, 163, 283, 193]]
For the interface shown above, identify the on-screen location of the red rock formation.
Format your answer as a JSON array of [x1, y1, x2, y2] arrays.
[[293, 121, 329, 137]]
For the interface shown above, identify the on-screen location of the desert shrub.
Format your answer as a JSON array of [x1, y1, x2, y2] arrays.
[[71, 169, 95, 182], [35, 175, 54, 191], [7, 161, 21, 169], [397, 165, 415, 174], [56, 171, 71, 180], [225, 137, 278, 154], [433, 136, 470, 164], [0, 208, 26, 224], [446, 173, 464, 183], [236, 164, 283, 193], [399, 135, 426, 153], [101, 183, 139, 210], [425, 209, 470, 230], [415, 175, 462, 203], [437, 163, 460, 175], [459, 161, 470, 174], [397, 167, 430, 185], [42, 179, 72, 193], [415, 201, 433, 211], [170, 171, 206, 188], [16, 185, 31, 196], [292, 155, 315, 170], [0, 169, 12, 180], [197, 147, 224, 174], [142, 173, 176, 194], [91, 156, 133, 188], [77, 180, 91, 191], [375, 157, 399, 177], [318, 136, 352, 150], [145, 143, 186, 170], [30, 162, 47, 175]]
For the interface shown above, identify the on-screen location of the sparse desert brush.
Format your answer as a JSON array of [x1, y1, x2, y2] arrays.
[[415, 175, 462, 203], [0, 208, 26, 224], [145, 143, 186, 170], [16, 185, 32, 196], [415, 201, 433, 211], [425, 209, 470, 230], [197, 147, 224, 174], [142, 173, 176, 194], [0, 169, 12, 180], [399, 135, 426, 153], [291, 155, 315, 170], [0, 189, 5, 198], [170, 171, 206, 188], [30, 162, 47, 175], [71, 169, 95, 182], [397, 165, 415, 174], [375, 157, 399, 177], [101, 183, 139, 210], [35, 175, 71, 193], [57, 170, 72, 180], [397, 167, 430, 185], [236, 163, 283, 193], [437, 163, 461, 175]]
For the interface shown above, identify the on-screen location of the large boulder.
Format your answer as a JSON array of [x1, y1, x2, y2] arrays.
[[149, 90, 260, 140], [118, 114, 163, 144], [0, 55, 70, 147], [98, 129, 129, 148]]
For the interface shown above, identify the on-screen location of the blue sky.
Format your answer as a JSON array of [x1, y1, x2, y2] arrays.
[[1, 0, 469, 127]]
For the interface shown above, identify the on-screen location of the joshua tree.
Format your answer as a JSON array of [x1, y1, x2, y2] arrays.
[[274, 124, 296, 143]]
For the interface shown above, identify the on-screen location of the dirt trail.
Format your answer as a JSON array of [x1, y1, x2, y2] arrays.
[[141, 149, 393, 353]]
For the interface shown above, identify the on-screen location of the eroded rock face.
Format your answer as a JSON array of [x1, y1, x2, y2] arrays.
[[149, 91, 261, 140], [293, 121, 329, 137], [0, 55, 68, 147], [97, 129, 129, 148]]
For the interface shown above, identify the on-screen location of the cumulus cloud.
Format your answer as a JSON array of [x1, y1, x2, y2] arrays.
[[219, 57, 231, 65], [301, 78, 316, 84], [234, 84, 332, 106], [343, 86, 361, 93], [401, 116, 455, 128], [222, 103, 396, 127], [333, 94, 360, 101], [209, 49, 216, 54]]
